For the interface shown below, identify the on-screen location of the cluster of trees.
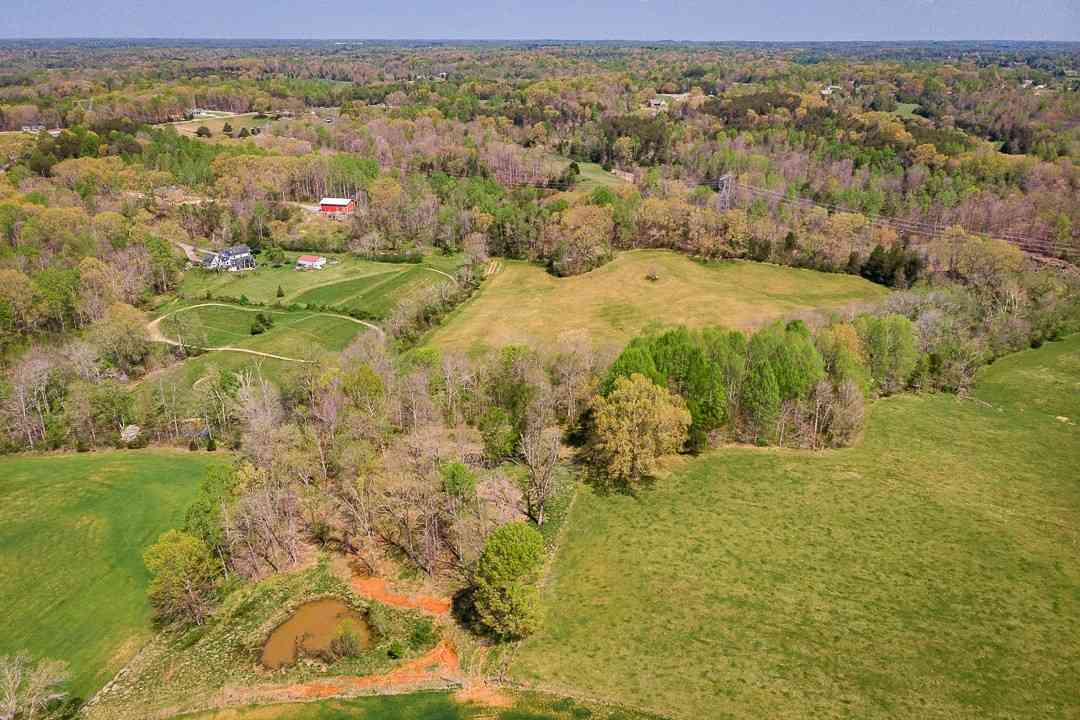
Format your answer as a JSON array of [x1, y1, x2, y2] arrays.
[[0, 303, 154, 451], [593, 320, 866, 468], [587, 270, 1080, 487], [140, 325, 604, 629]]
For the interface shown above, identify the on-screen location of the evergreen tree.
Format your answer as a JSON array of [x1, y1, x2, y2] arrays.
[[473, 522, 545, 640], [740, 359, 780, 444]]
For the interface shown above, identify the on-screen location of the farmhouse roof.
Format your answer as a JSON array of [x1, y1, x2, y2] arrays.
[[297, 254, 323, 263], [320, 197, 352, 206], [221, 244, 251, 257]]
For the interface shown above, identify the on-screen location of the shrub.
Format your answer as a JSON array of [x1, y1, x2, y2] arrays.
[[330, 619, 365, 659], [409, 618, 435, 649], [479, 407, 517, 461], [473, 522, 546, 640], [386, 639, 406, 659], [440, 462, 477, 499]]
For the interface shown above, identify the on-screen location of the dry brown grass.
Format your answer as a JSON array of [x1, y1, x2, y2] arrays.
[[427, 250, 887, 353]]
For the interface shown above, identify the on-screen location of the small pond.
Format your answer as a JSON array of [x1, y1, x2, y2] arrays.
[[260, 597, 372, 669]]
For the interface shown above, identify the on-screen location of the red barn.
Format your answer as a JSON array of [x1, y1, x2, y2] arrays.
[[319, 197, 355, 215]]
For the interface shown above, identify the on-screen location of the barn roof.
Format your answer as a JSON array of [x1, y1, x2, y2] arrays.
[[320, 197, 352, 206]]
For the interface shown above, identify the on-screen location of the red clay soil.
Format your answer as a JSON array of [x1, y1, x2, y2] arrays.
[[351, 574, 452, 616], [454, 683, 513, 708], [223, 640, 461, 706]]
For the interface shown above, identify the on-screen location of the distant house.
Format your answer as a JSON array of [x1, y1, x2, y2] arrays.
[[204, 244, 255, 272], [319, 197, 356, 216], [296, 254, 327, 270], [648, 98, 668, 110], [821, 84, 842, 97], [20, 125, 45, 134]]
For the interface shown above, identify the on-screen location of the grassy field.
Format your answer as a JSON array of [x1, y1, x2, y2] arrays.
[[575, 162, 628, 191], [427, 250, 887, 353], [169, 114, 272, 140], [180, 254, 460, 318], [293, 265, 450, 318], [510, 335, 1080, 719], [177, 690, 663, 720], [0, 450, 226, 699], [139, 346, 298, 396], [159, 304, 368, 357], [894, 102, 921, 119]]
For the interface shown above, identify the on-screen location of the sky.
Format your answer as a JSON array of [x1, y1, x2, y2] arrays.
[[0, 0, 1077, 41]]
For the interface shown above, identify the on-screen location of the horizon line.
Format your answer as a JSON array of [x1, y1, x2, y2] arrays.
[[1, 37, 1078, 43]]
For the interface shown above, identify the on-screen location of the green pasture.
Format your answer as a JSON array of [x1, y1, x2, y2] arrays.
[[0, 450, 226, 699], [158, 304, 370, 358], [293, 264, 451, 318], [574, 162, 628, 191], [894, 102, 921, 119], [512, 335, 1080, 719]]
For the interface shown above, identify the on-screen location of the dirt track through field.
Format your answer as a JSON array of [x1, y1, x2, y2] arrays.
[[146, 303, 381, 363], [219, 640, 462, 708], [350, 574, 452, 616]]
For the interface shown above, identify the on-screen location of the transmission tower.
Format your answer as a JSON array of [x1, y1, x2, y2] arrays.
[[715, 174, 733, 210]]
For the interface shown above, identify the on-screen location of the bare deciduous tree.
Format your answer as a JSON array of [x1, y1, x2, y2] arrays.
[[0, 654, 69, 720], [521, 425, 561, 526]]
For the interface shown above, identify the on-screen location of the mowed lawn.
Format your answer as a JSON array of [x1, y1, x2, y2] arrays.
[[575, 162, 628, 191], [428, 250, 887, 353], [293, 264, 451, 318], [180, 254, 461, 314], [512, 336, 1080, 719], [0, 451, 226, 698], [159, 305, 370, 357]]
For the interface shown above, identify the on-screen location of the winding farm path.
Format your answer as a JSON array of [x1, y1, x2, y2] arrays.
[[221, 640, 463, 707], [147, 303, 381, 363], [350, 574, 452, 617], [422, 266, 457, 282]]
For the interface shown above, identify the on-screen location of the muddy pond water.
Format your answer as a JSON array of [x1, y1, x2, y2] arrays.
[[260, 597, 372, 669]]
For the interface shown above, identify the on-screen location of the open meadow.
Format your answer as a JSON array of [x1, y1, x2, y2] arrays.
[[574, 161, 628, 191], [166, 114, 272, 140], [157, 304, 371, 359], [428, 250, 888, 353], [510, 335, 1080, 719], [0, 450, 227, 698]]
